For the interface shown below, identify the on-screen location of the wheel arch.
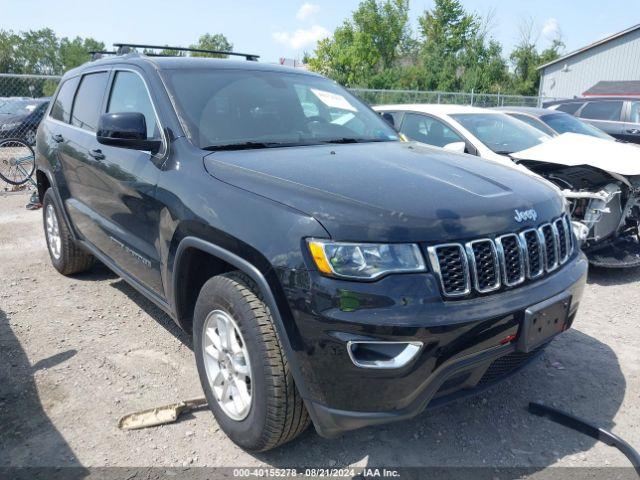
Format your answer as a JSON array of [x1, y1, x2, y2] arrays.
[[171, 236, 312, 400]]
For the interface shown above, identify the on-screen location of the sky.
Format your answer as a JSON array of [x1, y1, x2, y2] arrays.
[[1, 0, 637, 64]]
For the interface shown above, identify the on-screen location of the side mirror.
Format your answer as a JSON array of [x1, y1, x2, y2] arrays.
[[97, 112, 161, 153], [443, 141, 466, 154], [381, 112, 395, 127]]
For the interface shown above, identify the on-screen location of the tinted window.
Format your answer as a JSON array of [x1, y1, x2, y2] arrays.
[[162, 69, 398, 149], [71, 72, 109, 132], [379, 111, 403, 128], [50, 77, 79, 123], [630, 101, 640, 123], [451, 113, 550, 155], [107, 71, 160, 139], [555, 102, 583, 115], [400, 113, 463, 147], [509, 113, 556, 136], [580, 101, 623, 121], [541, 113, 612, 139]]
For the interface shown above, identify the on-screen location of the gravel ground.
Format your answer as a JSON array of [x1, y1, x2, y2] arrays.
[[1, 191, 639, 473]]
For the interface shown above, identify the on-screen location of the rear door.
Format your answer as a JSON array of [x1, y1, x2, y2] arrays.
[[57, 70, 111, 241], [621, 100, 640, 144], [577, 100, 625, 138]]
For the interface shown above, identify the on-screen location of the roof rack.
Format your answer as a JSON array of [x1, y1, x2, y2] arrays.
[[88, 50, 117, 61], [113, 43, 260, 61]]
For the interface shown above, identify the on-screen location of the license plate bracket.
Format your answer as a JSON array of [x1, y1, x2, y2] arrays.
[[517, 294, 572, 353]]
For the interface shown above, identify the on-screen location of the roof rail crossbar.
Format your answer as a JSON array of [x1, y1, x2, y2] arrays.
[[88, 50, 117, 61], [113, 43, 260, 61]]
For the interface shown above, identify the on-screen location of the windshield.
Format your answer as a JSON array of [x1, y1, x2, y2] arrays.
[[451, 113, 550, 155], [541, 113, 613, 140], [0, 99, 43, 116], [162, 68, 398, 149]]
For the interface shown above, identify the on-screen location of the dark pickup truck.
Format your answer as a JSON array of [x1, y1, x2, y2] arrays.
[[35, 47, 588, 451]]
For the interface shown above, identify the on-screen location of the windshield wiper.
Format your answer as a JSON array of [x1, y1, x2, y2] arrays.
[[319, 138, 388, 145], [203, 142, 278, 151]]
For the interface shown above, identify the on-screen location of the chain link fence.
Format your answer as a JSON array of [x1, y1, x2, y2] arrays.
[[0, 74, 61, 192], [348, 88, 555, 108]]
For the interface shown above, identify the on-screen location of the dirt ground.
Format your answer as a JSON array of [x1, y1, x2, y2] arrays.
[[1, 190, 639, 473]]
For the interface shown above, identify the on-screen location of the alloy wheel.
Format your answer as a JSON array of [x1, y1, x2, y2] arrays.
[[202, 309, 252, 420], [45, 203, 62, 259]]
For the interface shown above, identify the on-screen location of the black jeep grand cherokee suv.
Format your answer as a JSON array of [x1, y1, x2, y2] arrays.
[[35, 51, 588, 451]]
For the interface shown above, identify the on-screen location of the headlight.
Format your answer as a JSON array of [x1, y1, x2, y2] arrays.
[[0, 122, 20, 131], [307, 239, 426, 279]]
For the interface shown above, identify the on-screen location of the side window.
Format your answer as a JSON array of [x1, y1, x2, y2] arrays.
[[580, 101, 623, 121], [555, 102, 583, 115], [50, 77, 80, 123], [400, 113, 463, 147], [380, 111, 403, 128], [71, 72, 109, 132], [629, 101, 640, 124], [510, 113, 556, 136], [107, 71, 160, 139]]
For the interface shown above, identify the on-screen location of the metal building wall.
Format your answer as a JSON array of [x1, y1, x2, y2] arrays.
[[539, 27, 640, 99]]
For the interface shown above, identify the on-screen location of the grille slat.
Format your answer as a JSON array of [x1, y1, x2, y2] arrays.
[[497, 234, 525, 286], [466, 240, 500, 293], [540, 223, 559, 271], [520, 229, 544, 279], [428, 215, 573, 298], [554, 217, 570, 263], [427, 244, 470, 297]]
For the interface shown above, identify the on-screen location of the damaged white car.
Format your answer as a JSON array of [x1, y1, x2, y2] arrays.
[[374, 105, 640, 267]]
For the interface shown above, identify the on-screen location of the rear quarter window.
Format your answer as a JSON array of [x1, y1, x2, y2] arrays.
[[50, 77, 80, 123]]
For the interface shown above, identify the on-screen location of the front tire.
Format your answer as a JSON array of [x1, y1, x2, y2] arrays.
[[193, 272, 310, 451], [42, 189, 94, 275]]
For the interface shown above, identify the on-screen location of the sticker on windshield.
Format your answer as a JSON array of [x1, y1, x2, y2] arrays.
[[310, 88, 357, 112]]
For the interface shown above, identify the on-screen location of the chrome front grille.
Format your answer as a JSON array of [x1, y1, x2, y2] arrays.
[[428, 214, 574, 298]]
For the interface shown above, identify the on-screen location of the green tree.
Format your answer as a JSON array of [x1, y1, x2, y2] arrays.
[[189, 33, 233, 58], [14, 28, 60, 75], [509, 21, 564, 95], [59, 36, 105, 72], [416, 0, 508, 92], [307, 0, 411, 87]]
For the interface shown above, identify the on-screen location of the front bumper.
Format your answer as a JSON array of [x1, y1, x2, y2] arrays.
[[281, 251, 588, 437]]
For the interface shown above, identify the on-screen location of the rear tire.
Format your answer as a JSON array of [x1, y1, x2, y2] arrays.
[[193, 271, 310, 451], [42, 189, 94, 275]]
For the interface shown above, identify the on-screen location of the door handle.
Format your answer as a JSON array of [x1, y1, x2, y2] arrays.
[[51, 134, 64, 143], [88, 148, 105, 160], [626, 129, 640, 134]]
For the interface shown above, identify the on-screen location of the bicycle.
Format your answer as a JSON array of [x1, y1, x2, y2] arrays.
[[0, 138, 36, 187], [0, 138, 41, 209]]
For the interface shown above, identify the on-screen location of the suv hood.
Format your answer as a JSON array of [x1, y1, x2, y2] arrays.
[[204, 142, 564, 242], [512, 132, 640, 176]]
